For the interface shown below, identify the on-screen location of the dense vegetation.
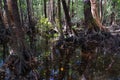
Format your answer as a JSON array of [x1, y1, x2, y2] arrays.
[[0, 0, 120, 80]]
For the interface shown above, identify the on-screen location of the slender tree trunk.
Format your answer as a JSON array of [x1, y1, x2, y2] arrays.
[[48, 0, 54, 23], [26, 0, 36, 54], [61, 0, 78, 36], [44, 1, 51, 79], [110, 1, 116, 25], [58, 0, 64, 39], [18, 0, 24, 25], [101, 0, 107, 25], [3, 0, 12, 29], [71, 0, 74, 17], [99, 0, 103, 22], [0, 0, 2, 13], [67, 0, 71, 14], [57, 1, 65, 79], [53, 0, 55, 22], [61, 0, 72, 33], [44, 0, 47, 18]]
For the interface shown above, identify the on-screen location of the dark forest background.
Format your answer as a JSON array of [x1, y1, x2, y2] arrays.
[[0, 0, 120, 80]]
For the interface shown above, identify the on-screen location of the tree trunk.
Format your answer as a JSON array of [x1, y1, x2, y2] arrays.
[[5, 0, 33, 76], [61, 0, 72, 34], [84, 0, 95, 30], [0, 0, 9, 61], [67, 0, 71, 12], [71, 0, 74, 17], [3, 0, 13, 29], [26, 0, 36, 54], [0, 0, 2, 13], [90, 0, 104, 30], [58, 0, 64, 39], [99, 0, 103, 22], [53, 0, 55, 22], [48, 0, 55, 23], [110, 1, 116, 25], [82, 0, 100, 79], [44, 0, 47, 18], [18, 0, 24, 25]]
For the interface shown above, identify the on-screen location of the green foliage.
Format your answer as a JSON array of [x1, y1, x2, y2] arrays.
[[36, 17, 52, 38], [18, 0, 27, 16], [38, 17, 52, 29], [71, 0, 84, 21]]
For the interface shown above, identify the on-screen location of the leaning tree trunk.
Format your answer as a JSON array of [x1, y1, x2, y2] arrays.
[[90, 0, 105, 30], [61, 0, 71, 31], [84, 0, 102, 33], [61, 0, 80, 36]]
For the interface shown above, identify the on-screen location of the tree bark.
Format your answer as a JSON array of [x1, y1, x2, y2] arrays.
[[61, 0, 72, 33], [44, 0, 47, 18], [26, 0, 36, 54], [67, 0, 71, 12], [99, 0, 103, 22], [5, 0, 33, 76], [18, 0, 24, 25], [90, 0, 104, 30], [0, 0, 2, 13], [0, 0, 9, 61], [48, 0, 55, 23], [84, 0, 94, 29], [110, 0, 116, 25], [3, 0, 13, 29], [71, 0, 74, 17], [81, 0, 104, 79], [58, 0, 64, 39]]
